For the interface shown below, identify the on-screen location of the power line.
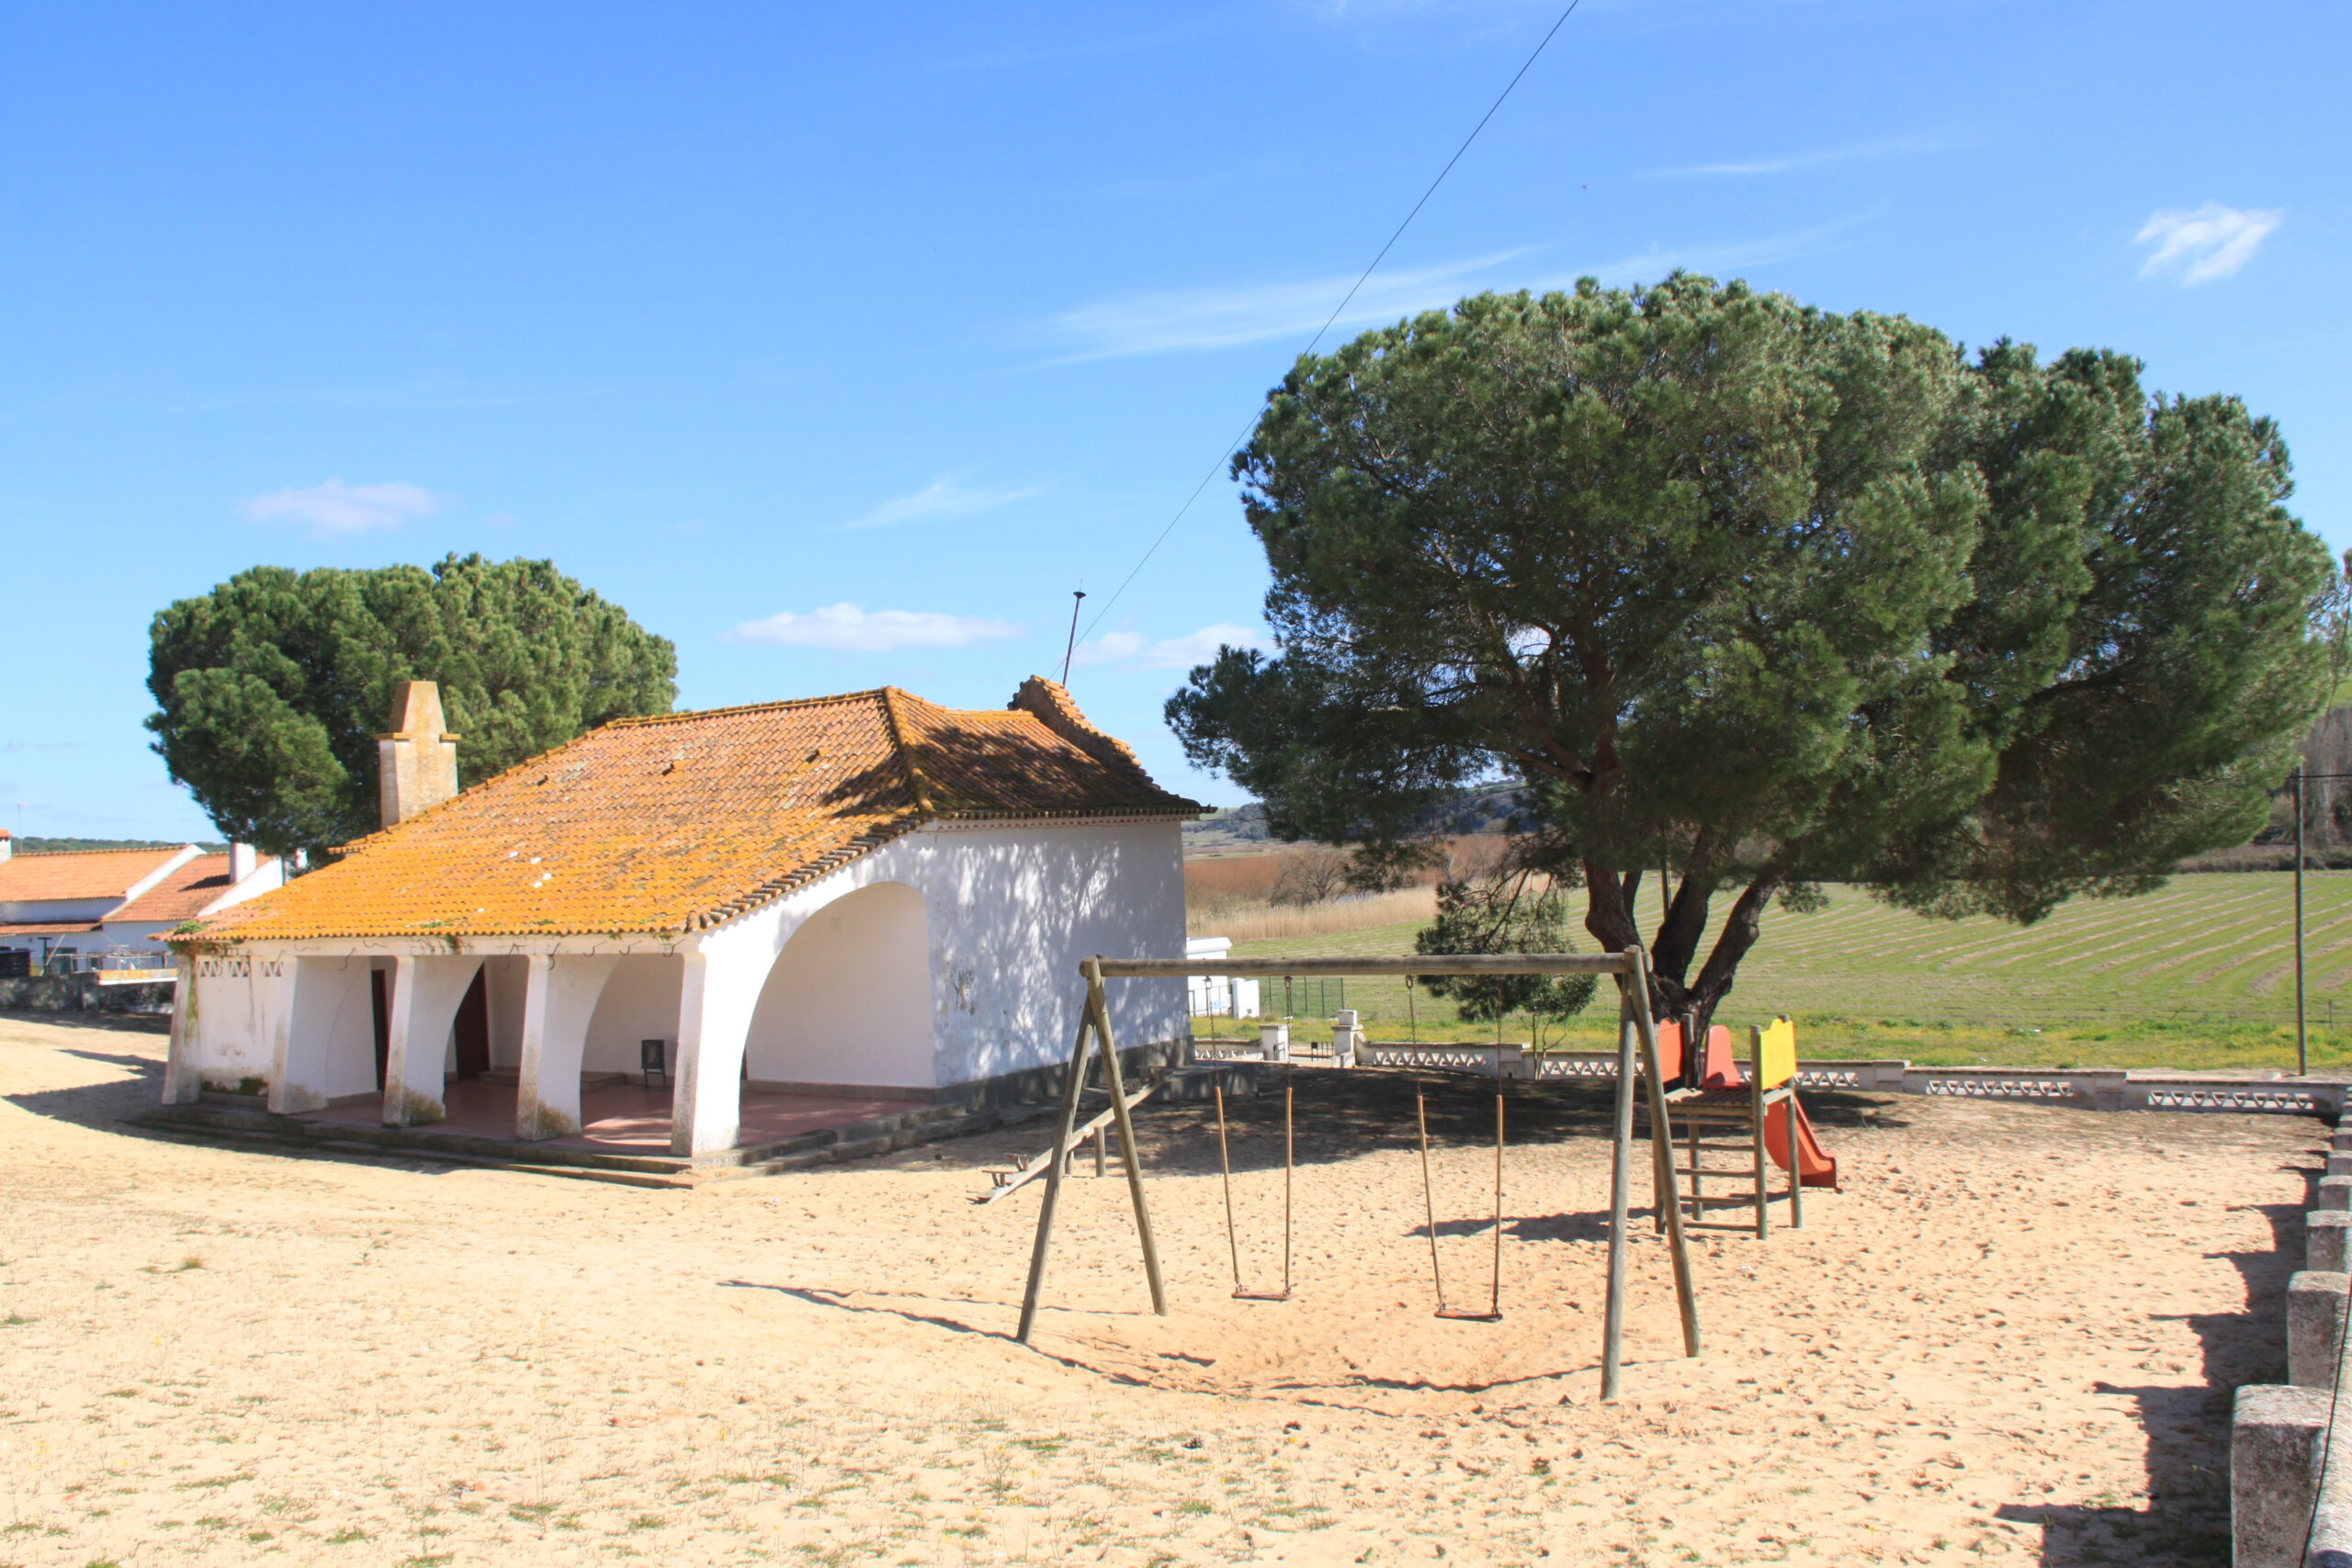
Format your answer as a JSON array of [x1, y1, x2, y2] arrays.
[[1076, 0, 1586, 643]]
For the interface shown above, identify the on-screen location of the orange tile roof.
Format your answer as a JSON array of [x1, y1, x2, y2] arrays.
[[187, 679, 1200, 943], [0, 848, 190, 904], [109, 855, 236, 923]]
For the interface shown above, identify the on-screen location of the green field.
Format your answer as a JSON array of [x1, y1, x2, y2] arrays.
[[1212, 870, 2352, 1072]]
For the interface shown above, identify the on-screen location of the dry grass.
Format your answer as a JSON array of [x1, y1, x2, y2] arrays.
[[1182, 837, 1507, 941], [1186, 885, 1436, 941]]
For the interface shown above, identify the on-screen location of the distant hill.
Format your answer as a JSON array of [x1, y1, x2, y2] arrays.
[[1182, 785, 1538, 856], [10, 837, 226, 854]]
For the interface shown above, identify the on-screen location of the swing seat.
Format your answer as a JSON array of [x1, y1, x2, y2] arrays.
[[1233, 1287, 1294, 1303], [1434, 1305, 1503, 1322]]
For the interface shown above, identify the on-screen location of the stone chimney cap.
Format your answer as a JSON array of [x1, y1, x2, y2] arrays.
[[377, 680, 459, 740]]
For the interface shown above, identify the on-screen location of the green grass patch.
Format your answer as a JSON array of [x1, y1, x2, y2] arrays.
[[1224, 872, 2352, 1071]]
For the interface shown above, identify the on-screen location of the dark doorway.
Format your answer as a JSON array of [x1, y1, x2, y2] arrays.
[[453, 968, 491, 1081], [369, 969, 390, 1090]]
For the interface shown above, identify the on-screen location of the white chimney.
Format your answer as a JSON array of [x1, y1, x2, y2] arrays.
[[376, 681, 460, 829], [229, 842, 257, 884]]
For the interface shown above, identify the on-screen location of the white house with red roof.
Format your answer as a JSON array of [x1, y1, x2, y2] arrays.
[[164, 679, 1199, 1163], [0, 834, 282, 971]]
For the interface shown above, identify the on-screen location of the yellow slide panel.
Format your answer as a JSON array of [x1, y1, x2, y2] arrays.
[[1755, 1016, 1798, 1089]]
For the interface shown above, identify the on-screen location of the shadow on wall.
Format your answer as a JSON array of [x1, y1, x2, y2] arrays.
[[923, 825, 1187, 1089]]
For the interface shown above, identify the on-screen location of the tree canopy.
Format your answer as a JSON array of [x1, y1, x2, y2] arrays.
[[148, 553, 678, 858], [1168, 276, 2335, 1029]]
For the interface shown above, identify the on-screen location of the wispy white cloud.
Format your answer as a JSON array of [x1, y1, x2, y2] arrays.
[[1075, 623, 1270, 671], [1046, 252, 1526, 360], [2136, 203, 2282, 285], [241, 479, 445, 537], [725, 603, 1023, 653], [1071, 631, 1148, 668], [1046, 223, 1859, 361], [844, 477, 1047, 530], [1645, 134, 1957, 179]]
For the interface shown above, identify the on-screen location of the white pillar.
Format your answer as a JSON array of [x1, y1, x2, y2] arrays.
[[1331, 1009, 1361, 1068], [380, 954, 481, 1127], [514, 953, 619, 1140], [162, 953, 201, 1103], [1259, 1021, 1290, 1063], [670, 948, 761, 1158]]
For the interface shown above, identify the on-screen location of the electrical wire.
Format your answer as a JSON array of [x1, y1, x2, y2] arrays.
[[1076, 0, 1585, 642]]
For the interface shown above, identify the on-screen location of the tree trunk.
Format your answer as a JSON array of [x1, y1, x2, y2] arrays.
[[1585, 861, 1782, 1037]]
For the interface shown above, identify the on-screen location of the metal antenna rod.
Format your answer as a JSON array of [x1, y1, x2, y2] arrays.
[[1058, 590, 1087, 686]]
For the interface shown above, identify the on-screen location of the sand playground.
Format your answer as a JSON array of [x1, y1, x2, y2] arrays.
[[0, 1010, 2323, 1566]]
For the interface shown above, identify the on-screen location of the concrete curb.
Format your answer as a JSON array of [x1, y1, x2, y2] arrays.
[[2233, 1109, 2349, 1566]]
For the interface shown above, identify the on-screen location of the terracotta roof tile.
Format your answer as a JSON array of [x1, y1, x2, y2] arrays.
[[188, 680, 1198, 943], [109, 855, 237, 923], [0, 848, 189, 904]]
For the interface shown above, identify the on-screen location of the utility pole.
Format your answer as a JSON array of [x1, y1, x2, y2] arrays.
[[1059, 590, 1087, 686], [2296, 765, 2309, 1077]]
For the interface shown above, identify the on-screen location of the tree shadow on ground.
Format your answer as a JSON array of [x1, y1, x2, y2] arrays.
[[1110, 1064, 1904, 1180], [1993, 1164, 2316, 1565]]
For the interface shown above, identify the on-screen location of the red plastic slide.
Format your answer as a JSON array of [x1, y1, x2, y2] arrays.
[[1687, 1023, 1840, 1190]]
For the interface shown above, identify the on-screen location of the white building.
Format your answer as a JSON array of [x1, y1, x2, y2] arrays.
[[166, 678, 1199, 1158], [1184, 935, 1261, 1019], [0, 835, 281, 968]]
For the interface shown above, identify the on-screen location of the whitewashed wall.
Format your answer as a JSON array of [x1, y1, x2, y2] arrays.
[[582, 955, 684, 1074], [176, 814, 1188, 1112], [744, 880, 931, 1089]]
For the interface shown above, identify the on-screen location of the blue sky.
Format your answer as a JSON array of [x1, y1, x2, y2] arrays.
[[3, 0, 2345, 840]]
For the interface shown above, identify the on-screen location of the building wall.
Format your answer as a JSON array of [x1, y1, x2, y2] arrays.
[[912, 820, 1189, 1091], [173, 815, 1188, 1108], [582, 954, 684, 1074], [187, 953, 294, 1090], [744, 880, 931, 1089]]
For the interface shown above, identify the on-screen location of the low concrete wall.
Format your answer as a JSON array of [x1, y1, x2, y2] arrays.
[[1350, 1046, 2352, 1117], [0, 974, 175, 1014], [2233, 1109, 2352, 1567]]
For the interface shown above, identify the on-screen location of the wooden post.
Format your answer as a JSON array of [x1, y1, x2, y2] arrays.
[[1490, 1090, 1505, 1319], [1014, 1003, 1101, 1345], [1084, 957, 1168, 1316], [1602, 968, 1639, 1400], [1749, 1026, 1770, 1241], [1786, 1089, 1804, 1230], [1625, 950, 1701, 1359]]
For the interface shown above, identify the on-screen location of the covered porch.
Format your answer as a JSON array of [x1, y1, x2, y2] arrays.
[[296, 1075, 927, 1156]]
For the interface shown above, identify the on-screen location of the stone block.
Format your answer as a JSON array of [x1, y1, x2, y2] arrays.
[[2322, 1175, 2352, 1213], [2234, 1384, 2330, 1568], [2331, 1153, 2352, 1178], [2290, 1271, 2352, 1389], [2314, 1211, 2352, 1275]]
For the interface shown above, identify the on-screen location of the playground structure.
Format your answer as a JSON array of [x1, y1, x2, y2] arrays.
[[1014, 950, 1717, 1400]]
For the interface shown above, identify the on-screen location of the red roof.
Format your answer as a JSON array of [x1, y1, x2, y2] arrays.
[[108, 855, 237, 923], [191, 679, 1198, 943], [0, 848, 190, 904]]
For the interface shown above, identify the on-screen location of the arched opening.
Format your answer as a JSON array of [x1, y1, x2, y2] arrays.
[[745, 882, 933, 1093]]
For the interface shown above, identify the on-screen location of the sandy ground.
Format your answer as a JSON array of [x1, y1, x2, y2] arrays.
[[0, 1011, 2323, 1566]]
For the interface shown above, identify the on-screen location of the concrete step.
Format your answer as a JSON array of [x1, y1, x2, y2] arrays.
[[128, 1118, 696, 1190], [131, 1105, 692, 1178]]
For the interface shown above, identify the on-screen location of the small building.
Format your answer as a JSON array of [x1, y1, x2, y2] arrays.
[[165, 678, 1200, 1159], [0, 836, 281, 971]]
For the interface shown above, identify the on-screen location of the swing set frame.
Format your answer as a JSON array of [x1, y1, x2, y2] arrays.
[[1013, 950, 1701, 1401]]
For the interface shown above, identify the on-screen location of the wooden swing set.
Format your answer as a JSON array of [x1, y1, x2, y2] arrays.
[[1013, 951, 1702, 1400]]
